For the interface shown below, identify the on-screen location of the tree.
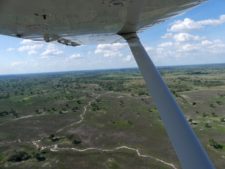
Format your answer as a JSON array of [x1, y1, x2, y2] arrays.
[[8, 151, 31, 162], [35, 153, 46, 161], [209, 139, 223, 150], [220, 117, 225, 122], [77, 100, 82, 104], [10, 109, 19, 118], [73, 139, 82, 145], [205, 123, 212, 128], [0, 111, 9, 117], [91, 102, 100, 111]]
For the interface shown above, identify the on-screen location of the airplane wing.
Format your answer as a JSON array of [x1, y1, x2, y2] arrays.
[[0, 0, 202, 44]]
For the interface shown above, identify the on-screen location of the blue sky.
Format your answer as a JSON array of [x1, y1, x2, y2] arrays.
[[0, 0, 225, 75]]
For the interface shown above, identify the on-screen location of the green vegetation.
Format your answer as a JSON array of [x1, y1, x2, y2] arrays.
[[0, 154, 5, 163], [106, 158, 121, 169], [0, 65, 225, 169], [209, 139, 224, 150], [8, 151, 31, 162], [112, 120, 133, 129], [34, 153, 46, 161], [73, 139, 82, 145]]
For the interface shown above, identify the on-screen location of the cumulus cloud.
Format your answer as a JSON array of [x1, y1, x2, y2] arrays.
[[149, 38, 225, 60], [201, 40, 213, 46], [158, 42, 173, 48], [173, 33, 201, 42], [69, 54, 82, 59], [123, 55, 133, 62], [177, 43, 198, 52], [169, 14, 225, 32], [15, 40, 64, 59], [162, 32, 201, 42], [158, 14, 225, 62], [18, 39, 43, 55], [41, 44, 63, 58], [95, 43, 127, 58], [201, 39, 225, 53]]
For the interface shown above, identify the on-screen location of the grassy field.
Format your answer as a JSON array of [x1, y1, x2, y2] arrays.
[[0, 64, 225, 169]]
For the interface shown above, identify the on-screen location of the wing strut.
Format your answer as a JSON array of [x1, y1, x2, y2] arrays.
[[121, 32, 216, 169]]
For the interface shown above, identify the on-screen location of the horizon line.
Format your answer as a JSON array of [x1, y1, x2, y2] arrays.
[[1, 62, 225, 77]]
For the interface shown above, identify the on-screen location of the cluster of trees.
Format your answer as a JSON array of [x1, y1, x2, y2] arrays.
[[73, 139, 82, 145], [7, 151, 46, 163], [98, 80, 125, 92], [48, 134, 83, 146], [168, 83, 192, 93], [191, 79, 225, 88], [8, 151, 31, 162], [91, 102, 100, 111], [0, 92, 10, 99], [0, 109, 18, 118], [49, 134, 61, 142], [34, 101, 81, 115], [209, 139, 224, 150], [221, 117, 225, 122], [205, 123, 212, 128]]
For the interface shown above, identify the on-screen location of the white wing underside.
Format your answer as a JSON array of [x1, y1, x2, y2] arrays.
[[0, 0, 203, 45]]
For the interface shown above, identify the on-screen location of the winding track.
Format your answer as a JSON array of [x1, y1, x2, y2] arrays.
[[50, 145, 177, 169], [56, 93, 101, 133], [32, 92, 178, 169]]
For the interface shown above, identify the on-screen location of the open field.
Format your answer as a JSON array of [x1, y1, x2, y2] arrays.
[[0, 64, 225, 169]]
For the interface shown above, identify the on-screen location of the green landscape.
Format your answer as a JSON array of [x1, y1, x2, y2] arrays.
[[0, 64, 225, 169]]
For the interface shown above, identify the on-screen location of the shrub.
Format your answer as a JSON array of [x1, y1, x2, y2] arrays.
[[73, 139, 82, 145], [8, 151, 31, 162], [220, 118, 225, 122], [205, 123, 212, 128], [209, 139, 223, 150], [35, 153, 46, 161]]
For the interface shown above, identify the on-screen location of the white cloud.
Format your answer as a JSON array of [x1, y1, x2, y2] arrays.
[[173, 33, 201, 42], [201, 40, 213, 46], [159, 15, 225, 61], [95, 43, 127, 58], [145, 46, 153, 53], [69, 54, 82, 59], [151, 38, 225, 60], [162, 32, 201, 43], [202, 39, 225, 53], [41, 44, 63, 58], [177, 43, 198, 52], [169, 14, 225, 32], [18, 39, 43, 55], [123, 55, 133, 62], [159, 42, 173, 48]]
